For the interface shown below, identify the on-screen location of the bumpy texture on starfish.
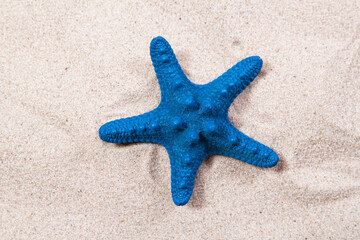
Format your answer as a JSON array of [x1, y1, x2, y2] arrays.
[[99, 36, 279, 206]]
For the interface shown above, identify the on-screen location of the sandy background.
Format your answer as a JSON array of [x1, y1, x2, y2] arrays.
[[1, 0, 359, 239]]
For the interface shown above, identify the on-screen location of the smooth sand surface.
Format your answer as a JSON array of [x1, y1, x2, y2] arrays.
[[1, 1, 359, 239]]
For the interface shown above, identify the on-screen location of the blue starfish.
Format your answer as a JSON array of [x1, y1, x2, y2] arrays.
[[99, 36, 279, 206]]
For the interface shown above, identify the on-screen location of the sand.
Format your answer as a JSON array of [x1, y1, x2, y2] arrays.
[[0, 1, 359, 239]]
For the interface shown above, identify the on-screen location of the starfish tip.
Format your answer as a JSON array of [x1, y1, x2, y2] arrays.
[[245, 56, 263, 76], [172, 192, 192, 206], [99, 122, 111, 142], [150, 36, 171, 56], [260, 151, 279, 168], [269, 152, 280, 167]]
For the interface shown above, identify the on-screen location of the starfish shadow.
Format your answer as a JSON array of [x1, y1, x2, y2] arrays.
[[175, 50, 192, 78], [229, 61, 270, 128], [187, 156, 214, 208], [115, 143, 133, 148], [271, 151, 288, 173]]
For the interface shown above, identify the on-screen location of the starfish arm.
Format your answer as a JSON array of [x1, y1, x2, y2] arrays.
[[205, 56, 263, 108], [150, 36, 191, 99], [99, 108, 166, 144], [165, 146, 205, 206], [212, 123, 279, 168]]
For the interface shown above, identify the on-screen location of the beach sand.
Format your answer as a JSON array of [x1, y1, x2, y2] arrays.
[[0, 1, 359, 239]]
